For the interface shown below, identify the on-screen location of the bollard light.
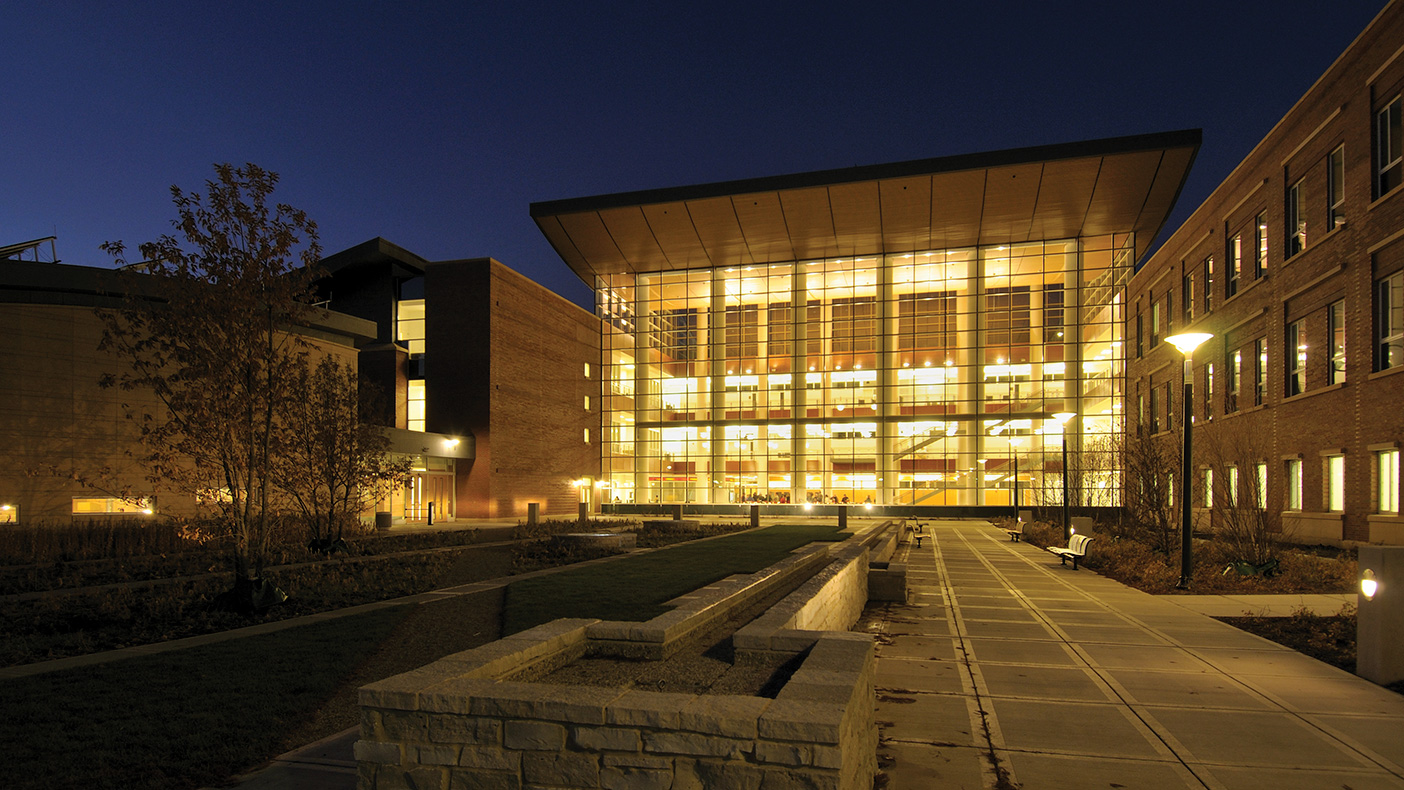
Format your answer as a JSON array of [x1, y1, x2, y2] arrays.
[[1362, 569, 1378, 601]]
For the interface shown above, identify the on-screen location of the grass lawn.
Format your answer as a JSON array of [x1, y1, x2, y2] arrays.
[[500, 522, 845, 634]]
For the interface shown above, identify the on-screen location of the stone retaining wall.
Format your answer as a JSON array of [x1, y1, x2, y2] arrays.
[[356, 527, 887, 789]]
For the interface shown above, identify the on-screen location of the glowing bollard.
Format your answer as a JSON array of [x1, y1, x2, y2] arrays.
[[1357, 546, 1404, 685]]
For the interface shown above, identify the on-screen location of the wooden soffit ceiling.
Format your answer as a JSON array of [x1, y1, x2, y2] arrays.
[[531, 130, 1201, 284]]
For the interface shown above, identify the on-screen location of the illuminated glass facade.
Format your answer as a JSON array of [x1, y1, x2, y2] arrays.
[[599, 235, 1131, 507]]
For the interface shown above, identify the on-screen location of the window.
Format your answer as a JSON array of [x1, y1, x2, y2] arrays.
[[1379, 272, 1404, 370], [1326, 454, 1346, 511], [1226, 349, 1241, 413], [407, 379, 425, 432], [898, 291, 956, 350], [584, 428, 590, 444], [1379, 96, 1402, 197], [584, 362, 591, 378], [1204, 362, 1214, 418], [72, 496, 154, 515], [1287, 180, 1306, 257], [1255, 463, 1268, 510], [832, 296, 878, 353], [1379, 449, 1400, 513], [724, 304, 759, 359], [1227, 465, 1240, 507], [1182, 266, 1195, 324], [1330, 300, 1346, 384], [1328, 146, 1345, 229], [985, 287, 1031, 347], [1287, 319, 1306, 396], [1286, 458, 1303, 510], [584, 396, 590, 411], [1042, 284, 1065, 344], [1255, 212, 1269, 279], [653, 309, 698, 361], [1150, 299, 1161, 347], [1254, 339, 1267, 406], [1164, 382, 1174, 429], [1203, 256, 1214, 313], [1227, 234, 1242, 297], [767, 302, 793, 357], [396, 299, 426, 355], [1135, 311, 1144, 358], [1150, 385, 1160, 433], [1203, 468, 1214, 508]]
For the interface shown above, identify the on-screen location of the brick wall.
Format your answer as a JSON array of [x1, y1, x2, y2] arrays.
[[1128, 1, 1404, 543]]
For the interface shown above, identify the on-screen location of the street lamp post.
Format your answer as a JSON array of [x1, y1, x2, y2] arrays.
[[1054, 412, 1075, 542], [1166, 332, 1213, 590]]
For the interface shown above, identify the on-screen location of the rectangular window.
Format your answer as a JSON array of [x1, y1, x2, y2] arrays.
[[1379, 272, 1404, 370], [1227, 465, 1240, 507], [1182, 266, 1195, 324], [396, 299, 426, 355], [1203, 256, 1214, 313], [1379, 96, 1402, 197], [1327, 455, 1346, 511], [1149, 385, 1160, 433], [898, 291, 956, 350], [407, 379, 425, 432], [1254, 339, 1267, 407], [584, 362, 591, 378], [584, 395, 590, 411], [1226, 349, 1241, 413], [1164, 382, 1174, 429], [1255, 463, 1268, 510], [1286, 458, 1303, 510], [1042, 284, 1065, 344], [1203, 468, 1214, 508], [1287, 180, 1306, 257], [1328, 145, 1345, 229], [724, 303, 760, 359], [584, 428, 590, 444], [767, 302, 793, 357], [985, 286, 1031, 347], [832, 296, 878, 353], [72, 496, 154, 515], [1150, 300, 1161, 347], [1287, 319, 1306, 397], [1255, 212, 1269, 279], [1204, 362, 1214, 418], [1227, 234, 1242, 297], [653, 308, 699, 361], [1379, 449, 1400, 513], [1329, 300, 1346, 384], [1135, 311, 1144, 358]]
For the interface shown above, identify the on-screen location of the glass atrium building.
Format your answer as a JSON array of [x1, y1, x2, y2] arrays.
[[533, 132, 1200, 510]]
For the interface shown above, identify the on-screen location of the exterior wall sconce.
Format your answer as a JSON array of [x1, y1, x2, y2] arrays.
[[1361, 568, 1378, 601]]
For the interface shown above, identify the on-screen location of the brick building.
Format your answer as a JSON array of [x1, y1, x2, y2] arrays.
[[1127, 0, 1404, 544], [320, 239, 601, 520]]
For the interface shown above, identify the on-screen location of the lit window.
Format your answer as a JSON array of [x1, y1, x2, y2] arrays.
[[72, 496, 154, 515], [1378, 272, 1404, 370], [1227, 465, 1240, 507], [1328, 146, 1345, 229], [1379, 449, 1400, 513], [1204, 362, 1214, 418], [1203, 255, 1214, 313], [1254, 339, 1267, 407], [0, 504, 16, 524], [1255, 212, 1269, 279], [585, 362, 591, 378], [1286, 319, 1306, 397], [407, 379, 425, 432], [1182, 265, 1195, 324], [1287, 180, 1306, 257], [1378, 96, 1402, 197], [584, 428, 590, 444], [1326, 455, 1346, 512], [396, 299, 426, 355], [1203, 468, 1213, 508], [1150, 386, 1160, 433], [1285, 458, 1302, 510], [1329, 300, 1346, 384], [1226, 349, 1241, 413], [1150, 300, 1161, 347], [1255, 463, 1267, 510], [1227, 233, 1242, 297]]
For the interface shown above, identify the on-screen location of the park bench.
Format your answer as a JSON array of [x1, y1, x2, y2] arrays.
[[907, 520, 928, 548], [1002, 520, 1024, 542], [1046, 533, 1093, 570]]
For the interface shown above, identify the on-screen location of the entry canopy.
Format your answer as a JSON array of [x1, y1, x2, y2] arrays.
[[532, 130, 1200, 285]]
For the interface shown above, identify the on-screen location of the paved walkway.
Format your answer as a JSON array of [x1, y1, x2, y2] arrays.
[[874, 520, 1404, 789]]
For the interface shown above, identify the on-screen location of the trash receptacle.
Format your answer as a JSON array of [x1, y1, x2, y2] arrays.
[[375, 512, 392, 532]]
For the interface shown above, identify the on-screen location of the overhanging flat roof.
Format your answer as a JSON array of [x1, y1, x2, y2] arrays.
[[531, 130, 1200, 284]]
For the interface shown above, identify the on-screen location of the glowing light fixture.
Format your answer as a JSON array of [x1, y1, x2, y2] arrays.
[[1362, 569, 1378, 601]]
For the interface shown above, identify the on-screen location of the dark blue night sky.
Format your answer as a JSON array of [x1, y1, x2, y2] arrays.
[[4, 1, 1390, 310]]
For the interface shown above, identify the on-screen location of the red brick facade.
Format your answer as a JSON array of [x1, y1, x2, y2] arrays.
[[1128, 1, 1404, 544]]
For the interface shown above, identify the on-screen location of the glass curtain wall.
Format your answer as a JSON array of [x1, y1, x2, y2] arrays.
[[598, 235, 1129, 507]]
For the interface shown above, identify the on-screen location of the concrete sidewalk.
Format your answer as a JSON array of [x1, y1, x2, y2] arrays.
[[873, 520, 1404, 789]]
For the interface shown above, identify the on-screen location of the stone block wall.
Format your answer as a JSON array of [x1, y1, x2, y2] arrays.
[[358, 631, 876, 790]]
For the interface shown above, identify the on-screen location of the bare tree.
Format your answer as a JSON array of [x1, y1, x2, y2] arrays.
[[99, 163, 321, 611], [1117, 427, 1181, 554], [274, 356, 411, 548], [1202, 424, 1282, 568]]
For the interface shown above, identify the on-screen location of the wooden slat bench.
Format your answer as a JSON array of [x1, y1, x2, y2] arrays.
[[1002, 520, 1024, 542], [1047, 534, 1093, 570]]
